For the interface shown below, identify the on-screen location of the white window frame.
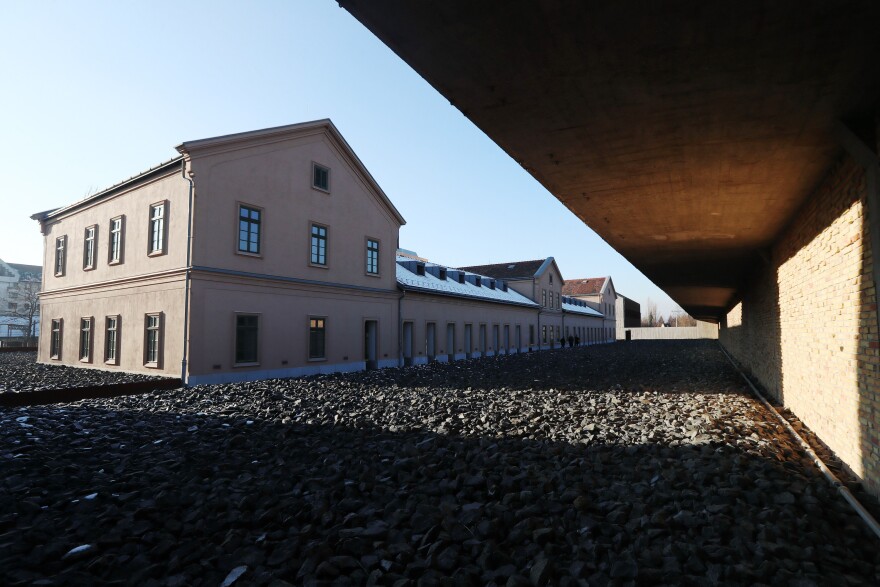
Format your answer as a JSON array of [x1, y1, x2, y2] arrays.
[[50, 318, 63, 359], [148, 202, 166, 256], [83, 225, 97, 270], [105, 315, 120, 364], [144, 313, 163, 367], [109, 215, 124, 264], [79, 317, 93, 362], [54, 235, 66, 276]]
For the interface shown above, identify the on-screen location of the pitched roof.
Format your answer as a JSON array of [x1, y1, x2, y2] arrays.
[[562, 277, 607, 296], [397, 256, 538, 308], [457, 259, 548, 280], [561, 297, 604, 318], [7, 263, 42, 279]]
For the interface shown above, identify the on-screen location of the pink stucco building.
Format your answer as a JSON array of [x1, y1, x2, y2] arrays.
[[32, 120, 610, 384]]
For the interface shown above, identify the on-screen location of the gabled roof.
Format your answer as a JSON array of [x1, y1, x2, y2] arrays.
[[561, 296, 604, 318], [176, 119, 406, 226], [7, 263, 42, 280], [458, 257, 555, 280], [33, 157, 184, 222], [563, 277, 608, 296], [397, 256, 538, 308]]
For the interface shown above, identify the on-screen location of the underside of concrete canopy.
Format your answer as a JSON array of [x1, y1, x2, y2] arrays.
[[339, 0, 880, 320]]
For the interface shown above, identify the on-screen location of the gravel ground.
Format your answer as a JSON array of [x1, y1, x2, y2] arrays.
[[0, 352, 168, 393], [2, 341, 878, 586]]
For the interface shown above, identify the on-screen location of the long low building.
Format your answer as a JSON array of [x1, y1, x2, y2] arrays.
[[31, 120, 613, 384]]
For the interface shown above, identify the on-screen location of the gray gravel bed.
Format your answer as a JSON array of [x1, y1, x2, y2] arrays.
[[0, 352, 168, 393], [2, 341, 878, 586]]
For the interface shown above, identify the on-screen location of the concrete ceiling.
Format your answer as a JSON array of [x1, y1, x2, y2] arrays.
[[339, 0, 880, 320]]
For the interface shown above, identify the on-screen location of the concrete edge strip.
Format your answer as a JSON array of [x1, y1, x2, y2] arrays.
[[0, 378, 182, 408], [717, 341, 880, 541]]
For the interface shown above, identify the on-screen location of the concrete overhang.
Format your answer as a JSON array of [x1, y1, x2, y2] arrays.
[[340, 0, 880, 321]]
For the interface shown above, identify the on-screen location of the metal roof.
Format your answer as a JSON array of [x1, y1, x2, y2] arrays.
[[396, 256, 539, 308], [561, 297, 604, 318]]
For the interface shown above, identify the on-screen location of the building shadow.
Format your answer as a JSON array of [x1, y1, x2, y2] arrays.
[[2, 382, 879, 586]]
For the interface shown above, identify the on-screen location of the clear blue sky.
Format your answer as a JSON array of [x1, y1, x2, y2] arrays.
[[0, 0, 682, 318]]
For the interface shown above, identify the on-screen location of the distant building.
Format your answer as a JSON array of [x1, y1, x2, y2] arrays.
[[0, 259, 41, 346], [561, 276, 617, 342], [615, 293, 641, 338]]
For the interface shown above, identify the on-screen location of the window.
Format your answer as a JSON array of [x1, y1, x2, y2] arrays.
[[145, 313, 162, 366], [366, 238, 379, 275], [149, 202, 165, 254], [542, 289, 547, 307], [79, 317, 93, 362], [54, 236, 66, 276], [83, 226, 97, 270], [529, 324, 535, 345], [238, 205, 261, 255], [50, 319, 62, 359], [542, 325, 547, 343], [312, 163, 330, 191], [549, 291, 554, 309], [109, 216, 124, 264], [105, 316, 119, 363], [235, 314, 260, 364], [549, 274, 553, 284], [309, 317, 326, 359], [556, 293, 560, 309], [310, 224, 327, 265]]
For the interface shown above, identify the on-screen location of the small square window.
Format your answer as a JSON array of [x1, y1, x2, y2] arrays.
[[313, 163, 330, 191]]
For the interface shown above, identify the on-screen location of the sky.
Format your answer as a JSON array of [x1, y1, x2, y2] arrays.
[[0, 0, 683, 318]]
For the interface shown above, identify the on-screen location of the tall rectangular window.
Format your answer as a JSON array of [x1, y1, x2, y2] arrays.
[[309, 317, 326, 359], [542, 289, 547, 307], [145, 314, 161, 366], [542, 325, 547, 343], [549, 291, 554, 309], [238, 205, 261, 255], [50, 319, 62, 359], [149, 203, 165, 254], [54, 236, 66, 276], [83, 225, 96, 270], [235, 314, 260, 364], [79, 317, 92, 361], [313, 163, 330, 191], [366, 238, 379, 274], [529, 324, 535, 345], [556, 293, 560, 309], [109, 216, 123, 263], [310, 224, 327, 265], [105, 316, 119, 363]]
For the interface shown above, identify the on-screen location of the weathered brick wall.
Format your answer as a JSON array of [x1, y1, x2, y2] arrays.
[[720, 154, 880, 496]]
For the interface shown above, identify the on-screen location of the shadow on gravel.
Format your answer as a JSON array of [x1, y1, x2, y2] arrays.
[[3, 403, 878, 586]]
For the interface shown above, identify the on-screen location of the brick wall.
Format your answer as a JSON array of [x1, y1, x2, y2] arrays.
[[720, 153, 880, 496]]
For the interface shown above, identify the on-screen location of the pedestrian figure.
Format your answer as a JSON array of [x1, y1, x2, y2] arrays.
[[559, 336, 566, 348], [575, 336, 580, 346]]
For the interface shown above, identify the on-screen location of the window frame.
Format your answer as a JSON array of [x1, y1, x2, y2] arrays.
[[233, 313, 261, 366], [311, 162, 330, 193], [148, 201, 167, 257], [50, 318, 63, 359], [144, 312, 163, 368], [79, 316, 93, 363], [105, 315, 120, 364], [309, 222, 329, 268], [542, 289, 547, 307], [54, 235, 67, 277], [236, 203, 263, 257], [308, 316, 327, 361], [365, 236, 380, 276], [108, 215, 125, 265], [83, 225, 97, 270]]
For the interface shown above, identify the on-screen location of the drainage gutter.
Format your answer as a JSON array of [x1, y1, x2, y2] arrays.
[[718, 343, 880, 541]]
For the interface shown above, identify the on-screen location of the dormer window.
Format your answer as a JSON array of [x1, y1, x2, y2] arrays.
[[438, 267, 447, 280], [474, 276, 481, 287], [312, 163, 330, 192], [416, 263, 426, 276], [458, 273, 465, 284]]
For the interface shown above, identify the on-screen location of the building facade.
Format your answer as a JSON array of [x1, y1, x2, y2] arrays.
[[33, 120, 615, 384], [0, 260, 42, 346], [562, 276, 617, 342]]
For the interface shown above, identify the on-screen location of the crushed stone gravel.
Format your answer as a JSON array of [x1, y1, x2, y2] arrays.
[[1, 341, 878, 586]]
